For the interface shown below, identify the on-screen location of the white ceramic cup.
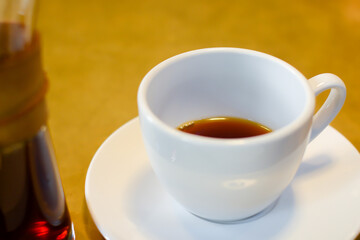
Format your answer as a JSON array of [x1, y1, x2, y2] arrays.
[[137, 48, 346, 223]]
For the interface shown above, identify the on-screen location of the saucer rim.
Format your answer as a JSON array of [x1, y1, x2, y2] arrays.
[[85, 117, 360, 240]]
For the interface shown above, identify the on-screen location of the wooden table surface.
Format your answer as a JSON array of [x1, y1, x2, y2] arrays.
[[37, 0, 360, 239]]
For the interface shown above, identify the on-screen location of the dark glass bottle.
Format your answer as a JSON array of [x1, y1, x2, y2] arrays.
[[0, 1, 75, 239]]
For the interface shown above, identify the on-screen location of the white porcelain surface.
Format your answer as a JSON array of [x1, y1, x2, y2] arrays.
[[137, 48, 346, 221], [85, 118, 360, 240]]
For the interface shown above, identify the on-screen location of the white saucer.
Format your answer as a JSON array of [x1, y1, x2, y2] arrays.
[[85, 117, 360, 240]]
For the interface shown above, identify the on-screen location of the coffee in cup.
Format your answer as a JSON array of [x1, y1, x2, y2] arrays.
[[137, 48, 346, 223]]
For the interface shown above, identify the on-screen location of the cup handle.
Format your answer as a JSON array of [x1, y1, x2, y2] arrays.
[[308, 73, 346, 142]]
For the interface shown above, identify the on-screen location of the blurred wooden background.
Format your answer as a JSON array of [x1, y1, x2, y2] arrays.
[[37, 0, 360, 239]]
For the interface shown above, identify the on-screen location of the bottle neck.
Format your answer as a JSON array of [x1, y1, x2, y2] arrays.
[[0, 0, 38, 56], [0, 0, 46, 147]]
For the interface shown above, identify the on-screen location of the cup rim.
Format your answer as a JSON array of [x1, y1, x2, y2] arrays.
[[137, 47, 315, 145]]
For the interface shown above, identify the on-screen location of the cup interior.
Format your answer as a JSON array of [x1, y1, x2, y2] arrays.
[[143, 49, 312, 131]]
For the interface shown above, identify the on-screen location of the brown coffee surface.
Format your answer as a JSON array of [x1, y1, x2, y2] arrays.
[[177, 116, 272, 139]]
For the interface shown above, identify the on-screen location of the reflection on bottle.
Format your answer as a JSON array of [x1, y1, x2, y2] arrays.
[[27, 126, 65, 227], [0, 127, 74, 240]]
